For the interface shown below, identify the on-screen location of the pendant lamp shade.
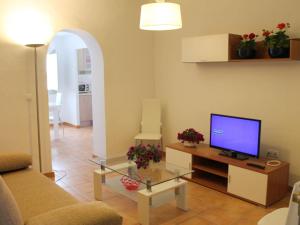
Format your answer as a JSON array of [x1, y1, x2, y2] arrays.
[[140, 1, 182, 31]]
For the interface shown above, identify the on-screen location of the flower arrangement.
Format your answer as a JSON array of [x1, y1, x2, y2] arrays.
[[238, 33, 258, 49], [262, 23, 290, 57], [237, 32, 259, 59], [177, 128, 204, 147], [127, 144, 162, 169]]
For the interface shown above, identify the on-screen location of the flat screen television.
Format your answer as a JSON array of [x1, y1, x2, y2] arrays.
[[210, 114, 261, 159]]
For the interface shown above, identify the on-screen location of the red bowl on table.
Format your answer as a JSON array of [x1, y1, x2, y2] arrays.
[[120, 176, 140, 191]]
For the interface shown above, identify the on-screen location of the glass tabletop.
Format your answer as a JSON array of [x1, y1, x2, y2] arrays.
[[90, 158, 193, 188]]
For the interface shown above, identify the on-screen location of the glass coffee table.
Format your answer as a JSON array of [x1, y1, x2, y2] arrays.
[[90, 158, 193, 225]]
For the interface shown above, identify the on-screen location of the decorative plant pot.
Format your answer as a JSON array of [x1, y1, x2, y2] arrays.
[[237, 48, 256, 59], [183, 141, 196, 148], [268, 47, 290, 58], [148, 160, 154, 168]]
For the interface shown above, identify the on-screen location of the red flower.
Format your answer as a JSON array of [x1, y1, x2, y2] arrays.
[[243, 34, 249, 39], [262, 29, 272, 37], [277, 23, 286, 30], [249, 33, 256, 40], [177, 128, 205, 144]]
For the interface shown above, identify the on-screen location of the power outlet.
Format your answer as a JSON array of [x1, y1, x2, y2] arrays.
[[266, 149, 280, 159]]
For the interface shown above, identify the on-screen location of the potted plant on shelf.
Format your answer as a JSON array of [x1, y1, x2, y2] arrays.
[[177, 128, 204, 147], [262, 22, 290, 58], [127, 144, 162, 169], [237, 33, 258, 59]]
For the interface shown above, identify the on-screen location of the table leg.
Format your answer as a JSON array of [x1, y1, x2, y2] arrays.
[[94, 170, 105, 200], [138, 192, 150, 225], [175, 184, 188, 211]]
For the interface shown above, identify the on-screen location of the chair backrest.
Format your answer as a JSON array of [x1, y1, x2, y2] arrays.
[[56, 92, 62, 106], [48, 90, 62, 106], [141, 99, 161, 133], [48, 90, 57, 105], [286, 181, 300, 225]]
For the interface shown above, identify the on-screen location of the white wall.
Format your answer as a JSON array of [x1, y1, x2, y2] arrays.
[[48, 32, 87, 126], [153, 0, 300, 184], [0, 0, 155, 172]]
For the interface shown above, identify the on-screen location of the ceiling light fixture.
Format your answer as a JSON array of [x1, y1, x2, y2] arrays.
[[140, 0, 182, 31]]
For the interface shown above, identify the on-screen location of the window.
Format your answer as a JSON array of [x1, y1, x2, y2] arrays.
[[46, 53, 58, 90]]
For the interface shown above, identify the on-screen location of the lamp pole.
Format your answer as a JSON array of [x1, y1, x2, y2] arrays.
[[26, 44, 45, 172]]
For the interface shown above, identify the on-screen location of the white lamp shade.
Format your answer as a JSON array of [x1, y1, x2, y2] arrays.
[[6, 9, 53, 46], [140, 2, 182, 31]]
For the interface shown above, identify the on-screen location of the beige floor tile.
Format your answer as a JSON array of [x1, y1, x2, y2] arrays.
[[179, 216, 217, 225]]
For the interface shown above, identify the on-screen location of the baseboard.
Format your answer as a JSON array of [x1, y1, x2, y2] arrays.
[[44, 172, 55, 180], [63, 122, 80, 128]]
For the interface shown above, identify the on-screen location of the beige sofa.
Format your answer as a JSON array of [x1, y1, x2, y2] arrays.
[[0, 152, 122, 225]]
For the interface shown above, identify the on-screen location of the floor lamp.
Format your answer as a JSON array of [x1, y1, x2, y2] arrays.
[[6, 9, 52, 173], [26, 44, 45, 172]]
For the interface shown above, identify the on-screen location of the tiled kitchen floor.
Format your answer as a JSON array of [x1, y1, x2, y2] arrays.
[[51, 126, 290, 225]]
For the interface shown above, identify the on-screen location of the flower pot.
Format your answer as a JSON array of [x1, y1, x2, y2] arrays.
[[237, 48, 256, 59], [268, 47, 290, 58], [183, 141, 196, 148], [148, 160, 154, 168]]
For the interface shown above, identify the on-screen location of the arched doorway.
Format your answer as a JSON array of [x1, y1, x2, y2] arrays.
[[46, 29, 106, 162]]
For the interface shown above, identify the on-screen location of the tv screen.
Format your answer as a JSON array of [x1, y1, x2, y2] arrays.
[[210, 114, 261, 158]]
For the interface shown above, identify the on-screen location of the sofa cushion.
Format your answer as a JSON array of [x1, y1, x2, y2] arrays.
[[0, 176, 23, 225], [25, 202, 123, 225], [0, 151, 32, 173], [2, 169, 78, 222]]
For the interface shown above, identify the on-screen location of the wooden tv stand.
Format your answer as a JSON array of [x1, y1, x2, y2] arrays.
[[166, 143, 289, 206]]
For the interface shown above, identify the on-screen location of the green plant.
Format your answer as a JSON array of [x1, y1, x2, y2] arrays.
[[263, 23, 290, 49], [238, 33, 258, 49]]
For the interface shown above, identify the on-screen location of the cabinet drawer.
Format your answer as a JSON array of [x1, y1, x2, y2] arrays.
[[228, 165, 268, 205]]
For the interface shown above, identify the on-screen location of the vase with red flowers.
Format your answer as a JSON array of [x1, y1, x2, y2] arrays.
[[237, 33, 258, 59], [263, 22, 290, 58], [177, 128, 204, 148], [127, 144, 162, 169]]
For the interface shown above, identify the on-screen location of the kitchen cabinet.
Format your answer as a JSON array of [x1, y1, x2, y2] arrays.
[[79, 94, 93, 126]]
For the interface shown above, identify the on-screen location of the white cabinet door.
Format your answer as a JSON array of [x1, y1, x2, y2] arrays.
[[182, 34, 229, 62], [166, 147, 192, 178], [79, 95, 93, 122], [227, 165, 268, 205]]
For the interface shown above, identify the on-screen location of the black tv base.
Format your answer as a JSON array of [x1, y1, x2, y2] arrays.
[[219, 150, 249, 160]]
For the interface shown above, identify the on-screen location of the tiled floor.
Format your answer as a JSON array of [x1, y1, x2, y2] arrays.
[[51, 126, 290, 225]]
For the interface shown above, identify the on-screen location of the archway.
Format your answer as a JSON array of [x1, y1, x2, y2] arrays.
[[47, 29, 106, 159]]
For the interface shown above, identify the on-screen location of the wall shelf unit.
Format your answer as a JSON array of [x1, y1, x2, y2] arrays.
[[166, 143, 289, 206], [182, 33, 300, 63]]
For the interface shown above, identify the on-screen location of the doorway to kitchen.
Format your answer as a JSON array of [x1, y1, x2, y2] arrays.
[[46, 29, 106, 176]]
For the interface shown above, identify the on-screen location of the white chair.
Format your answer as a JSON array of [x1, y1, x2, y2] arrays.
[[48, 90, 64, 137], [134, 99, 162, 145], [258, 181, 300, 225]]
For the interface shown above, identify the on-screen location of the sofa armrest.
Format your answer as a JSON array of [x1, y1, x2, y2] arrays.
[[25, 202, 122, 225], [0, 151, 32, 173]]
